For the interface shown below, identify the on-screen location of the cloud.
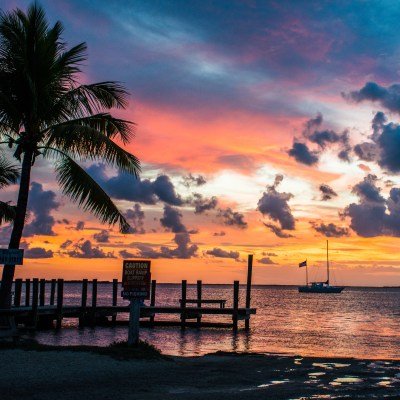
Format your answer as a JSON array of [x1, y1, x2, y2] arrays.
[[67, 240, 116, 258], [93, 230, 110, 243], [289, 113, 351, 165], [350, 112, 400, 174], [86, 164, 184, 205], [216, 207, 247, 228], [125, 203, 145, 234], [351, 175, 385, 204], [75, 221, 85, 231], [288, 142, 319, 166], [60, 239, 73, 249], [258, 257, 275, 265], [127, 233, 198, 259], [20, 241, 54, 258], [263, 223, 293, 238], [319, 184, 338, 201], [191, 193, 218, 214], [310, 222, 349, 237], [125, 205, 198, 259], [213, 231, 226, 236], [119, 249, 136, 258], [262, 251, 277, 257], [345, 82, 400, 114], [23, 182, 60, 237], [160, 205, 186, 233], [206, 248, 240, 259], [343, 177, 400, 237], [258, 175, 295, 236], [182, 174, 206, 188]]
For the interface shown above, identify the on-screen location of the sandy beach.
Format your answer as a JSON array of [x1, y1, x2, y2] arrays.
[[0, 346, 399, 400]]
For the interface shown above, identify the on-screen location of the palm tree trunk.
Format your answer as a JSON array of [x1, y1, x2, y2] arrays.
[[0, 149, 34, 309]]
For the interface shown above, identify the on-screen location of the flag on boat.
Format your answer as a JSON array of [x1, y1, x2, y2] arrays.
[[299, 260, 307, 268]]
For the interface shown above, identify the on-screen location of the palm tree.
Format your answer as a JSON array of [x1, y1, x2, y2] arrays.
[[0, 3, 141, 307], [0, 155, 19, 225]]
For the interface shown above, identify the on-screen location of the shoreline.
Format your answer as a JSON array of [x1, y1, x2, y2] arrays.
[[1, 342, 399, 399]]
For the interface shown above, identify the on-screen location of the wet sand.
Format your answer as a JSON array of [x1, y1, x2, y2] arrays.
[[0, 348, 399, 399]]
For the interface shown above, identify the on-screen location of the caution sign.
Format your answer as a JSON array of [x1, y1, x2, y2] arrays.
[[121, 260, 151, 299]]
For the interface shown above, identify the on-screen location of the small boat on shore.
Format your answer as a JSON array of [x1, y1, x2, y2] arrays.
[[298, 241, 344, 293]]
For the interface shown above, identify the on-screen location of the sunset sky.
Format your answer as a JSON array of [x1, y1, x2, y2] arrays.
[[2, 0, 400, 286]]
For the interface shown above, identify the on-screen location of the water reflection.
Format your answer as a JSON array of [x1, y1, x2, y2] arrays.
[[30, 284, 400, 358]]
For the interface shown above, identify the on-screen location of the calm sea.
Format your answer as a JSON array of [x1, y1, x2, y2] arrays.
[[26, 283, 400, 359]]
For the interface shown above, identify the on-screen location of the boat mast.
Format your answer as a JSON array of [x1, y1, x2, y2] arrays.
[[326, 240, 329, 285], [306, 262, 308, 286]]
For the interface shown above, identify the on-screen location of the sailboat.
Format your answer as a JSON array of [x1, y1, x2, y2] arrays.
[[298, 240, 344, 293]]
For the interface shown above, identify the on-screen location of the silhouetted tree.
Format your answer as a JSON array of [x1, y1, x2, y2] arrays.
[[0, 3, 140, 307]]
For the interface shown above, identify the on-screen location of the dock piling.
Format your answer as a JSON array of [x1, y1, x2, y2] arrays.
[[25, 279, 31, 307], [39, 279, 46, 307], [233, 280, 239, 331], [31, 278, 39, 327], [79, 279, 88, 327], [50, 279, 56, 305], [56, 279, 64, 329], [181, 280, 187, 330], [245, 254, 253, 330], [150, 280, 156, 326], [14, 279, 22, 307], [196, 280, 202, 326], [112, 279, 118, 324], [91, 279, 97, 326]]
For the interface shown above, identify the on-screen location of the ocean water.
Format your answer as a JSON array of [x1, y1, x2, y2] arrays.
[[24, 283, 400, 359]]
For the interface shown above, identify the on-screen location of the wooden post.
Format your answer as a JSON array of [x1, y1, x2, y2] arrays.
[[32, 278, 39, 327], [91, 279, 97, 326], [79, 279, 88, 327], [39, 279, 46, 306], [196, 280, 202, 326], [112, 279, 118, 324], [181, 280, 187, 330], [50, 279, 56, 305], [25, 279, 31, 306], [233, 280, 239, 331], [56, 279, 64, 329], [245, 254, 253, 330], [128, 298, 141, 346], [14, 279, 22, 307], [150, 280, 156, 326]]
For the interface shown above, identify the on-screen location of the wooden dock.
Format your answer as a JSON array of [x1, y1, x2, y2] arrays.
[[0, 277, 256, 331]]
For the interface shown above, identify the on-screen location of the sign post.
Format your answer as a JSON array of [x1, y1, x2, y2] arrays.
[[121, 260, 151, 346]]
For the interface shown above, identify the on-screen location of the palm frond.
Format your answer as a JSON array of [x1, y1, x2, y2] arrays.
[[0, 156, 19, 188], [48, 81, 131, 125], [43, 116, 140, 175], [55, 156, 130, 233], [0, 201, 16, 225]]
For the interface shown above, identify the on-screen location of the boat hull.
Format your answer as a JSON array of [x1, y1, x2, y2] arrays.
[[298, 285, 344, 293]]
